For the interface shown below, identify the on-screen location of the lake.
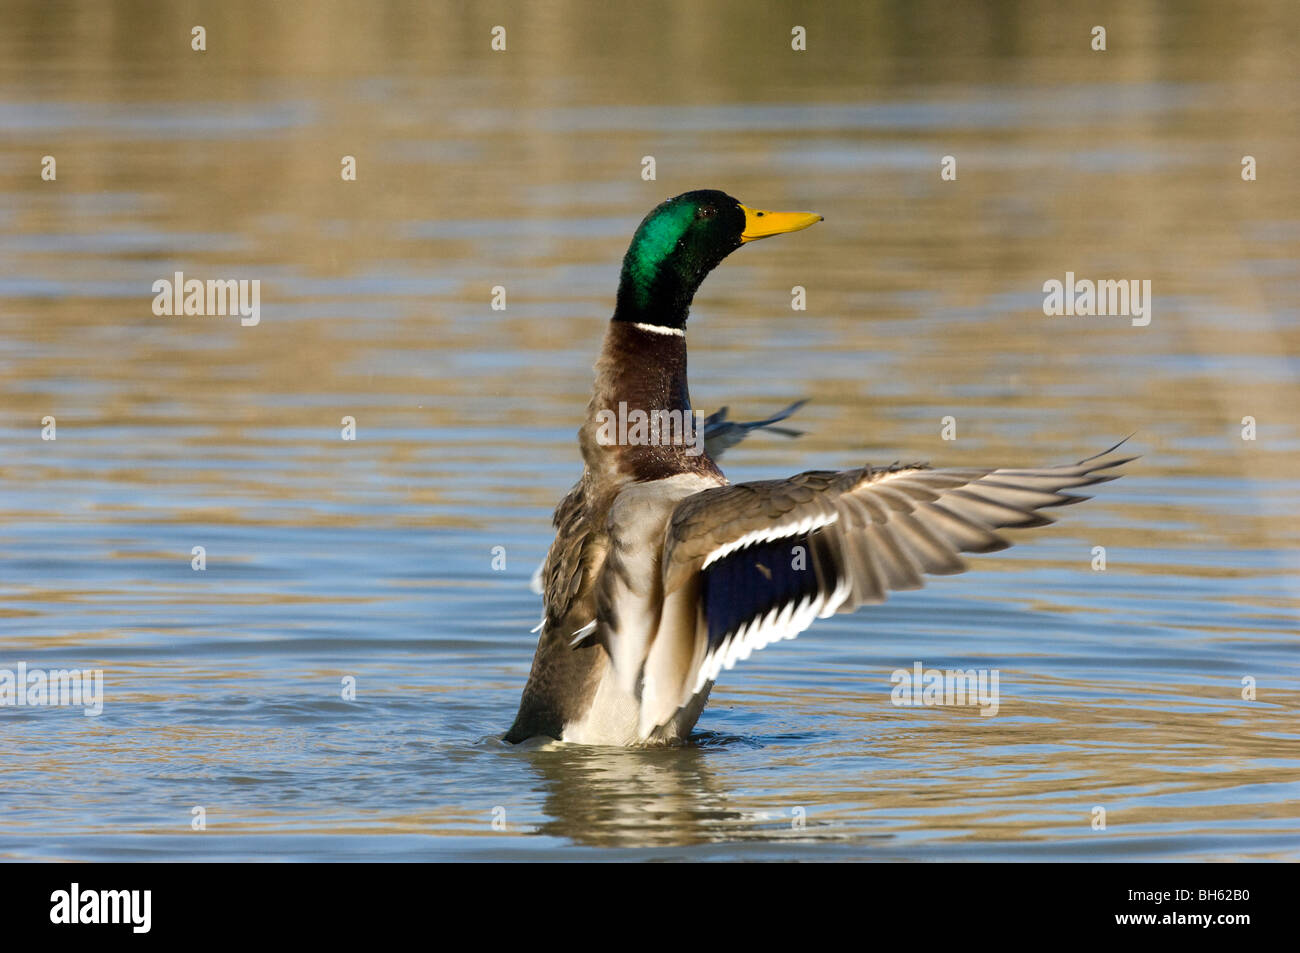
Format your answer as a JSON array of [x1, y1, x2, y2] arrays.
[[1, 0, 1298, 861]]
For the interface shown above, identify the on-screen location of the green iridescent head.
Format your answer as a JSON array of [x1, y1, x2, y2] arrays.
[[613, 190, 822, 330]]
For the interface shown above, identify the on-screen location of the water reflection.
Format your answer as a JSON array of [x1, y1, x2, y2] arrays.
[[519, 741, 735, 848]]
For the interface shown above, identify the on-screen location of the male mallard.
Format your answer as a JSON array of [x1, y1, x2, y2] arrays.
[[505, 189, 1130, 746], [526, 398, 807, 596]]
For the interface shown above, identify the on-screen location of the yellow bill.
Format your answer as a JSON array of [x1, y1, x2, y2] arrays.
[[739, 204, 823, 243]]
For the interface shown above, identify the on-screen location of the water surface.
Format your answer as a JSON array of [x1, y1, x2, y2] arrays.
[[1, 0, 1298, 861]]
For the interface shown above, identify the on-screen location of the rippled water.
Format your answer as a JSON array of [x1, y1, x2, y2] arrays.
[[2, 1, 1298, 861]]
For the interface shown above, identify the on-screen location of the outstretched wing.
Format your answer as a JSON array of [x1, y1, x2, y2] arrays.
[[702, 399, 807, 459], [633, 445, 1134, 734]]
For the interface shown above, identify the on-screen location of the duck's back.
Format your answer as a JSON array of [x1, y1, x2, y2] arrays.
[[504, 469, 723, 745]]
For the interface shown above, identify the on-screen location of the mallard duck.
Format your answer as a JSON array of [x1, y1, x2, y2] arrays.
[[504, 189, 1131, 746], [527, 398, 807, 596]]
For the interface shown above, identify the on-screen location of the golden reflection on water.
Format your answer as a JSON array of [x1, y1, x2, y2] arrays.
[[1, 1, 1298, 858]]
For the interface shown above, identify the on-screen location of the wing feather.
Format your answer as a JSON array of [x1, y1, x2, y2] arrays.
[[634, 446, 1135, 723]]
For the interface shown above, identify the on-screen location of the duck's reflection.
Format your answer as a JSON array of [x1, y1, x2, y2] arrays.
[[518, 737, 741, 848]]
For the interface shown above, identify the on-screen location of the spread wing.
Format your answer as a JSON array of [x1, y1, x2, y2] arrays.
[[702, 399, 807, 458], [633, 444, 1134, 734]]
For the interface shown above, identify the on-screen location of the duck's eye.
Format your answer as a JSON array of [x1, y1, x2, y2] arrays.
[[696, 206, 716, 220]]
